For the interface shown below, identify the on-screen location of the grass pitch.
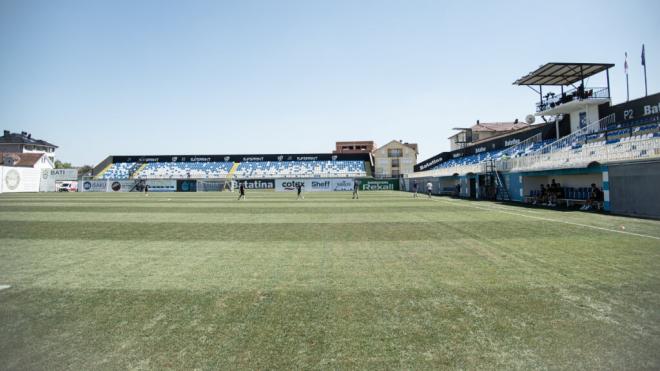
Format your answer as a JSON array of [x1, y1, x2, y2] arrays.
[[0, 191, 659, 370]]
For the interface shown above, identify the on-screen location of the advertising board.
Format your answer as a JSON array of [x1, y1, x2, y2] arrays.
[[177, 180, 198, 192], [0, 166, 41, 193], [40, 169, 79, 192], [360, 179, 399, 191], [81, 180, 109, 192], [145, 180, 176, 192], [109, 180, 140, 192], [275, 178, 356, 192], [240, 179, 275, 190]]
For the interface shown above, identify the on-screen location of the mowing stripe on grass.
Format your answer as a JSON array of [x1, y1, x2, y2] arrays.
[[431, 197, 660, 240]]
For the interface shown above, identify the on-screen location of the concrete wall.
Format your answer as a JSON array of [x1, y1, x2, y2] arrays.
[[569, 104, 601, 133], [608, 160, 660, 218]]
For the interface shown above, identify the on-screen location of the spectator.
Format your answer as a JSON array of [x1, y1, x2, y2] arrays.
[[534, 184, 546, 205], [547, 180, 558, 206], [581, 184, 603, 210]]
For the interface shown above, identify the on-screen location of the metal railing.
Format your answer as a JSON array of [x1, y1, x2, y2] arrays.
[[500, 133, 543, 158], [505, 136, 660, 172], [407, 163, 482, 178], [536, 87, 609, 112], [500, 114, 658, 172], [501, 114, 615, 172]]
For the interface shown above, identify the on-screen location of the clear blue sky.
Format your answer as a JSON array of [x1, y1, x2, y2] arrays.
[[1, 0, 658, 165]]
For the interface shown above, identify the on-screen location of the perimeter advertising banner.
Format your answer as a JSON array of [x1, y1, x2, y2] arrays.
[[359, 179, 399, 191], [40, 169, 79, 192], [0, 166, 42, 193], [241, 179, 275, 190], [81, 180, 109, 192], [275, 178, 355, 192], [109, 180, 140, 192], [145, 180, 176, 192], [177, 180, 197, 192]]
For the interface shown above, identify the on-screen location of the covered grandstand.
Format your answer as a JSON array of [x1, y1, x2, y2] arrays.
[[408, 62, 660, 218], [94, 153, 371, 181]]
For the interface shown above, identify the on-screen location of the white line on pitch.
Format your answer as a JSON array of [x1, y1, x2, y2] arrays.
[[0, 285, 11, 291], [429, 196, 660, 241]]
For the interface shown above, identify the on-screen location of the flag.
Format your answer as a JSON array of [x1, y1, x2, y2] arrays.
[[642, 44, 646, 66], [625, 52, 629, 74]]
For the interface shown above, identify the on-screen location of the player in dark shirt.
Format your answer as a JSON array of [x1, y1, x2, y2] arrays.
[[237, 182, 245, 200], [296, 183, 304, 200]]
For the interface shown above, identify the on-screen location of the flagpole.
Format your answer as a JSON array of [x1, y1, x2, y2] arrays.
[[642, 44, 648, 97], [644, 64, 648, 96], [625, 52, 629, 102]]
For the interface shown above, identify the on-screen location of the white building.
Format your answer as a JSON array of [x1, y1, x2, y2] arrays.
[[0, 130, 58, 162], [372, 140, 418, 178], [0, 152, 54, 193]]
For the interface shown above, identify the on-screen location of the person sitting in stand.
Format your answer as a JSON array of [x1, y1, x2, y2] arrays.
[[581, 184, 603, 210], [533, 184, 546, 205], [547, 179, 558, 207]]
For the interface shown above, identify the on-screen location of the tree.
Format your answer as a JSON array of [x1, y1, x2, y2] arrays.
[[78, 165, 93, 177], [54, 160, 72, 169]]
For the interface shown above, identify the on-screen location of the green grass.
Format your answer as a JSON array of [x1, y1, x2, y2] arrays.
[[0, 191, 659, 370]]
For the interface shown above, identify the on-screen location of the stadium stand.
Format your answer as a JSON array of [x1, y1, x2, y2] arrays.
[[234, 160, 366, 178], [135, 162, 234, 179], [99, 162, 141, 179], [95, 158, 369, 180]]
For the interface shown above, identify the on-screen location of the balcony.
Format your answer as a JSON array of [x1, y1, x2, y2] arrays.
[[536, 87, 610, 115]]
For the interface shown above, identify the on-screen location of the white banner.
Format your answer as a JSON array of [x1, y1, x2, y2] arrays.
[[275, 178, 355, 192], [0, 166, 44, 193], [81, 180, 109, 192]]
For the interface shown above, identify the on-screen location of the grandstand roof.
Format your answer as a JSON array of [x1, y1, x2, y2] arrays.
[[513, 62, 614, 86]]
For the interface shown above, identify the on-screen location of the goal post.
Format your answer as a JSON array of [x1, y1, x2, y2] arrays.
[[196, 180, 229, 192]]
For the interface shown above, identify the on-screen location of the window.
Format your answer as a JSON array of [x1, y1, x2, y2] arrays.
[[391, 158, 400, 167], [388, 148, 402, 157], [392, 170, 400, 177]]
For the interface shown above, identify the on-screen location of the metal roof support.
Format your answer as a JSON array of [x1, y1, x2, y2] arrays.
[[606, 68, 611, 98]]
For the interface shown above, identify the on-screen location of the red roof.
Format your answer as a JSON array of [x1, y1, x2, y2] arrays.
[[0, 152, 46, 167]]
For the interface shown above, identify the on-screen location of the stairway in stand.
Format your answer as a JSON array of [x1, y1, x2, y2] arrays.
[[223, 162, 240, 191], [129, 163, 147, 179], [486, 159, 511, 202]]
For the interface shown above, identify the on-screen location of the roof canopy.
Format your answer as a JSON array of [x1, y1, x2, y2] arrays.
[[513, 62, 614, 86]]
